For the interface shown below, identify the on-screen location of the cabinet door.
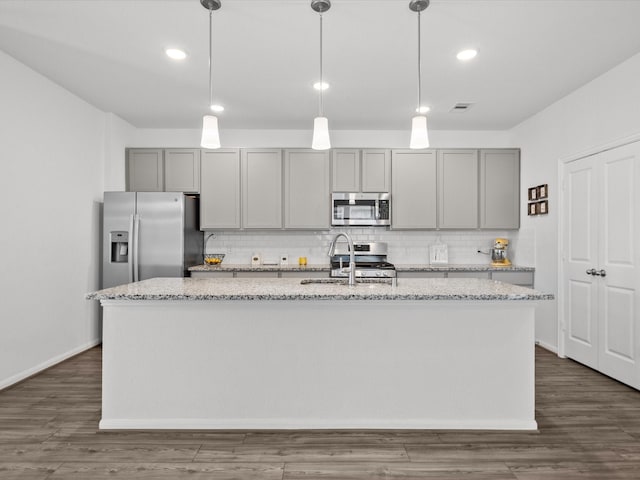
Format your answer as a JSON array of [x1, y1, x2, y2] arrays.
[[284, 150, 330, 229], [127, 149, 163, 192], [164, 149, 200, 193], [200, 149, 241, 229], [480, 149, 520, 229], [391, 150, 437, 229], [242, 149, 282, 229], [332, 149, 360, 192], [362, 149, 391, 192], [438, 149, 478, 229], [491, 271, 534, 287]]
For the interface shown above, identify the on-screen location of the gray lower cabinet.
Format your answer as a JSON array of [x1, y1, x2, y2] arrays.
[[438, 149, 478, 229], [127, 148, 200, 193], [491, 271, 533, 287], [164, 149, 200, 193], [200, 149, 241, 229], [391, 149, 437, 229], [396, 270, 534, 287], [127, 149, 163, 192], [190, 271, 234, 279], [331, 149, 391, 193], [284, 149, 330, 229], [242, 149, 282, 229], [191, 271, 328, 279], [480, 149, 520, 229]]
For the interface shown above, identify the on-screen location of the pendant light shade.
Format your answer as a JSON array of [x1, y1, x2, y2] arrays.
[[312, 116, 331, 150], [409, 0, 430, 149], [311, 0, 331, 150], [200, 0, 222, 149], [201, 115, 221, 149], [409, 115, 429, 149]]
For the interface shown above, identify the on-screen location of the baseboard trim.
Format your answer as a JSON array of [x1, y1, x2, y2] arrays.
[[99, 418, 538, 431], [535, 340, 558, 354], [0, 338, 101, 391]]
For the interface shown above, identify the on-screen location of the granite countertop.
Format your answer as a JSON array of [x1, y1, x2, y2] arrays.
[[189, 263, 330, 272], [87, 277, 553, 302], [189, 263, 534, 273]]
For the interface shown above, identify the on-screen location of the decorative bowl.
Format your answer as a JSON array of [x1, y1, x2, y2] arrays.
[[204, 254, 225, 265]]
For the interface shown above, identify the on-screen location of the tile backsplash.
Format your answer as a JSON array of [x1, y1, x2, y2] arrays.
[[204, 228, 535, 267]]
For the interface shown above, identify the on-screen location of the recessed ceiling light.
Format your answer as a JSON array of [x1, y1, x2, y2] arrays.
[[313, 82, 330, 91], [416, 106, 430, 114], [210, 104, 225, 113], [165, 48, 187, 60], [456, 49, 477, 61]]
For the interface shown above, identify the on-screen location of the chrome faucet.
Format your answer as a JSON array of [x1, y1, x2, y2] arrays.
[[328, 232, 356, 286]]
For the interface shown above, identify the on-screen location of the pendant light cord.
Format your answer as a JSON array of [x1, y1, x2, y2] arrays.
[[319, 12, 324, 117], [208, 7, 213, 109], [417, 10, 422, 111]]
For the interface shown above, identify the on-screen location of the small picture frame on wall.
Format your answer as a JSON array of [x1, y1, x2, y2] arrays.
[[528, 203, 537, 216], [537, 200, 549, 215], [538, 184, 548, 199], [528, 187, 538, 201]]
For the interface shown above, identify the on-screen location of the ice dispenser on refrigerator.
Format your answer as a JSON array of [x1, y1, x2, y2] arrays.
[[109, 231, 129, 263]]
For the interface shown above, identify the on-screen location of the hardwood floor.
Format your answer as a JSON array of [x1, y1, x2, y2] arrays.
[[1, 346, 640, 479]]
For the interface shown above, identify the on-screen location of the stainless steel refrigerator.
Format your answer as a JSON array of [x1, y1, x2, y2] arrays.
[[102, 192, 203, 288]]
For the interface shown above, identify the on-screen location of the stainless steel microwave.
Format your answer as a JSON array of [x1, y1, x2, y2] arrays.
[[331, 192, 391, 226]]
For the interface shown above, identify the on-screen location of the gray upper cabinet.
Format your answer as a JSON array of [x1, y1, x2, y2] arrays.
[[480, 149, 520, 229], [200, 149, 241, 229], [362, 149, 391, 192], [164, 149, 200, 193], [242, 149, 282, 229], [391, 149, 437, 229], [127, 149, 163, 192], [284, 149, 330, 229], [332, 149, 360, 192], [331, 149, 391, 192], [127, 148, 200, 193], [437, 149, 479, 229]]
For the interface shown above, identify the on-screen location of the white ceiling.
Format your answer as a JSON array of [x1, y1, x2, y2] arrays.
[[1, 0, 640, 131]]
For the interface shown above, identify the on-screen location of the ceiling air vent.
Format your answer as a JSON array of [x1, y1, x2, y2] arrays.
[[450, 102, 474, 112]]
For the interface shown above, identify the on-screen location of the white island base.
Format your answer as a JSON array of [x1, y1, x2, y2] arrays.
[[100, 298, 537, 430]]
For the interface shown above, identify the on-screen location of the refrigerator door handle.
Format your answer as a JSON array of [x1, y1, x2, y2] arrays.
[[128, 214, 135, 283], [133, 214, 141, 282]]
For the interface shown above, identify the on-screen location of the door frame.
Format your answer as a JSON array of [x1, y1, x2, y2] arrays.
[[557, 132, 640, 358]]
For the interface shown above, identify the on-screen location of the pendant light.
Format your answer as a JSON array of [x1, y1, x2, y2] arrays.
[[200, 0, 222, 149], [311, 0, 331, 150], [409, 0, 430, 149]]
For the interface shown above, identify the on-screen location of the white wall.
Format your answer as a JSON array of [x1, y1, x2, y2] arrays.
[[104, 113, 135, 192], [0, 51, 106, 389], [511, 51, 640, 352]]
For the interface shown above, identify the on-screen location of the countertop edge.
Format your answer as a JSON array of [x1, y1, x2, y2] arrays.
[[189, 263, 535, 273]]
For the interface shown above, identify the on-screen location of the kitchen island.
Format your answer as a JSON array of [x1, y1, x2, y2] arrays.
[[87, 277, 552, 431]]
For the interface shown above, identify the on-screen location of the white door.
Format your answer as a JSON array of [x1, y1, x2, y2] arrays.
[[563, 155, 599, 369], [597, 143, 640, 387], [563, 141, 640, 389]]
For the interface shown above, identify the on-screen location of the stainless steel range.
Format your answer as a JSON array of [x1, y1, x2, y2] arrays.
[[330, 241, 396, 279]]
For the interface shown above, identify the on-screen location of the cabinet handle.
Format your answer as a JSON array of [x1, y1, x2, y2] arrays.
[[586, 268, 597, 276], [597, 269, 606, 277]]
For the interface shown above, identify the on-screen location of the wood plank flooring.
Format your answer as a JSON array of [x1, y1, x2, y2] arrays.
[[1, 346, 640, 479]]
